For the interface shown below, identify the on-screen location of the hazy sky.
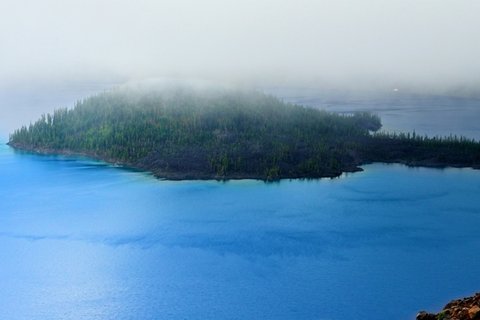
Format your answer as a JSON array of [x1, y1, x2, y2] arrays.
[[1, 0, 479, 90]]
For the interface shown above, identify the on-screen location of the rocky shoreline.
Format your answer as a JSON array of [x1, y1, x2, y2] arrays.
[[417, 293, 480, 320]]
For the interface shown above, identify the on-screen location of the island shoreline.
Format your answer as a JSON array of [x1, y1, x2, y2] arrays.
[[8, 142, 479, 182]]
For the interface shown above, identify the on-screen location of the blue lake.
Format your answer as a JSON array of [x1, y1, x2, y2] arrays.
[[1, 141, 480, 319]]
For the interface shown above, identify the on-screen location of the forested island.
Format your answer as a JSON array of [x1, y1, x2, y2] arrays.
[[8, 87, 480, 180]]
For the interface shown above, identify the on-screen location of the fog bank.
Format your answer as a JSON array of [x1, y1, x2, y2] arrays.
[[1, 0, 479, 92]]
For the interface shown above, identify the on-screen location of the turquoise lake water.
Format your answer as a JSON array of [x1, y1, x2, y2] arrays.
[[1, 141, 480, 319]]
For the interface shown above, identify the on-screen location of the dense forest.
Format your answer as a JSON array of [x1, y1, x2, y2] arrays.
[[8, 87, 480, 180]]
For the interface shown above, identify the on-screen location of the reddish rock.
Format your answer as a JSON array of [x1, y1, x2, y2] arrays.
[[418, 293, 480, 320], [468, 305, 480, 319]]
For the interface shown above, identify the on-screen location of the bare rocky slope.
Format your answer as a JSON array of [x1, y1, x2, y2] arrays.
[[417, 293, 480, 320]]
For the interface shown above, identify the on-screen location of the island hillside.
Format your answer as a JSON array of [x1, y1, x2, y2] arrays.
[[8, 87, 480, 180]]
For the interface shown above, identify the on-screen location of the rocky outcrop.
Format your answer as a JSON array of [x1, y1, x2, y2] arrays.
[[417, 293, 480, 320]]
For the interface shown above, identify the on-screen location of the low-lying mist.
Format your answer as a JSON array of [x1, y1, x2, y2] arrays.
[[1, 0, 480, 137], [1, 0, 479, 92]]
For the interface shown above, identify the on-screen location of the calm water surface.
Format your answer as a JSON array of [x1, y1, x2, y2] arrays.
[[1, 141, 480, 319]]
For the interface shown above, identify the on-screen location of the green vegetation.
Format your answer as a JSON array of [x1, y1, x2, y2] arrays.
[[8, 87, 480, 180]]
